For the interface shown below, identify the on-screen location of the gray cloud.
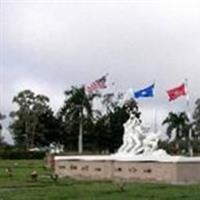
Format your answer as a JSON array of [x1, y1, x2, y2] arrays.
[[1, 0, 200, 143]]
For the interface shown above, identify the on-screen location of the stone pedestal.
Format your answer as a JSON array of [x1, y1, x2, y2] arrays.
[[45, 154, 55, 169], [54, 155, 200, 184]]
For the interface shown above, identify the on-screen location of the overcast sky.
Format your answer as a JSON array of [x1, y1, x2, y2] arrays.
[[1, 0, 200, 143]]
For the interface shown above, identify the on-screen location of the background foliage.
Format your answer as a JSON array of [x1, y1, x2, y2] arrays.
[[0, 87, 200, 155]]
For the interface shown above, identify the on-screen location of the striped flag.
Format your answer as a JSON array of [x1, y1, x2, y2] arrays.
[[85, 75, 107, 93]]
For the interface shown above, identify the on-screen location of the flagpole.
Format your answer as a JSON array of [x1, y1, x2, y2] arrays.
[[154, 108, 157, 133], [185, 78, 193, 156], [153, 80, 157, 133], [185, 78, 190, 118]]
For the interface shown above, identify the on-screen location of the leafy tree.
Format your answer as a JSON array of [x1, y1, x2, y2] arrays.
[[0, 112, 6, 133], [95, 97, 140, 153], [162, 112, 190, 154], [193, 98, 200, 154], [95, 107, 128, 153], [193, 99, 200, 136], [102, 93, 115, 113], [0, 112, 6, 146], [9, 90, 58, 148]]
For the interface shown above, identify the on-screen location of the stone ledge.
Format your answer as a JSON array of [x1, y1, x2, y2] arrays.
[[54, 156, 200, 184]]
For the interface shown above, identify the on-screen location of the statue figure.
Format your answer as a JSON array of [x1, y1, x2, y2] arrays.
[[142, 131, 160, 154], [117, 112, 144, 154], [116, 111, 163, 156], [117, 113, 136, 154]]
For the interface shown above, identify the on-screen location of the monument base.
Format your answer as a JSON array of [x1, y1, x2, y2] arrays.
[[54, 155, 200, 184]]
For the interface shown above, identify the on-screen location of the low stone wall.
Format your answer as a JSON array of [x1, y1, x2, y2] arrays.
[[54, 158, 200, 184], [176, 162, 200, 184]]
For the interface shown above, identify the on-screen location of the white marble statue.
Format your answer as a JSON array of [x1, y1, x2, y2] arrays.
[[117, 113, 139, 153], [117, 112, 163, 156]]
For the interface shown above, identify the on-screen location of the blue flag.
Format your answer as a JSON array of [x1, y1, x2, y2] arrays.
[[134, 84, 155, 98]]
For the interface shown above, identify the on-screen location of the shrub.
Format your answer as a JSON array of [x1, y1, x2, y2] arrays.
[[0, 149, 45, 159]]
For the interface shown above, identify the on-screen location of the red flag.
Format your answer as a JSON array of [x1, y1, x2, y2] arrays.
[[167, 83, 186, 101]]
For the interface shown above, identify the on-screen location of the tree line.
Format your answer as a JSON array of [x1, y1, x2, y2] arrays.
[[1, 86, 200, 155]]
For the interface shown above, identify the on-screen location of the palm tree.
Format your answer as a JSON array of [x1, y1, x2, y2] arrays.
[[60, 86, 100, 153], [162, 112, 189, 153]]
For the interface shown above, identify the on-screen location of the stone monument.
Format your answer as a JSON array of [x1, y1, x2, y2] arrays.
[[54, 111, 200, 184]]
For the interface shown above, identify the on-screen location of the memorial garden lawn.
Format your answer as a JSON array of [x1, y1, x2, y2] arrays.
[[0, 159, 200, 200]]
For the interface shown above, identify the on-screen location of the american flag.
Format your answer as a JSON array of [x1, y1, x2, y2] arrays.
[[85, 75, 107, 93]]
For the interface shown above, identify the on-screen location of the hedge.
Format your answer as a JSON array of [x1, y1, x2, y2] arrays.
[[0, 150, 46, 159]]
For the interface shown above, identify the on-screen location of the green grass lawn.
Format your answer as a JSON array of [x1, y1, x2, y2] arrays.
[[0, 159, 200, 200]]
